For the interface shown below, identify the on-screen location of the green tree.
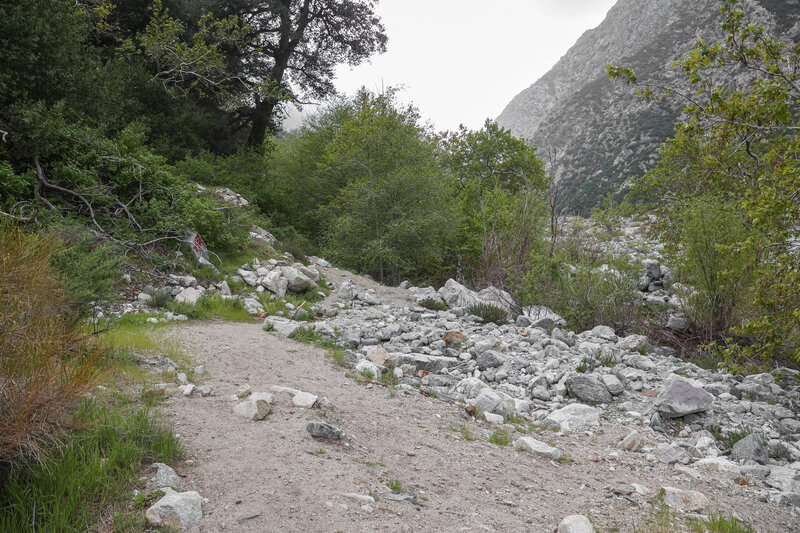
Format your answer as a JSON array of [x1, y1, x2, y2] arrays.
[[442, 120, 548, 289], [609, 0, 800, 363], [321, 90, 452, 284]]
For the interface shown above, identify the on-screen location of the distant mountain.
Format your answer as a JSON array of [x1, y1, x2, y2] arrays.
[[496, 0, 800, 214]]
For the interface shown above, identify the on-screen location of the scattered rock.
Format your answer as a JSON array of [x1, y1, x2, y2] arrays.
[[659, 486, 709, 513], [655, 377, 714, 418], [233, 399, 270, 421], [618, 431, 643, 451], [557, 514, 594, 533], [145, 488, 203, 530], [515, 437, 563, 460], [154, 462, 181, 490], [307, 422, 342, 440]]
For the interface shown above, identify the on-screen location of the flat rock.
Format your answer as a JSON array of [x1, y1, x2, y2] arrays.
[[515, 437, 563, 460], [660, 486, 709, 513], [558, 514, 594, 533], [380, 491, 418, 504], [263, 316, 302, 337], [388, 353, 460, 372], [544, 404, 601, 432], [292, 391, 318, 408], [655, 377, 714, 418], [145, 488, 203, 530], [618, 430, 643, 451], [307, 422, 342, 440]]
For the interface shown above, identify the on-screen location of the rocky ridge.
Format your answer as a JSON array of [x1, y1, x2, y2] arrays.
[[496, 0, 800, 213]]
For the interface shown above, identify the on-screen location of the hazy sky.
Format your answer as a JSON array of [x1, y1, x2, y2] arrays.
[[286, 0, 617, 132]]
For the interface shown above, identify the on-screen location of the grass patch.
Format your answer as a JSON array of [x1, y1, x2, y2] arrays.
[[0, 394, 182, 532], [488, 429, 512, 447], [388, 479, 404, 492], [289, 327, 350, 367], [460, 425, 476, 441], [688, 514, 755, 533], [167, 293, 253, 322], [709, 426, 752, 450]]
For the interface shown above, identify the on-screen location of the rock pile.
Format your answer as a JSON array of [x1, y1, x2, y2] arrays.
[[302, 276, 800, 508]]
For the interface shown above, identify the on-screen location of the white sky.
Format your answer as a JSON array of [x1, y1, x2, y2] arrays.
[[285, 0, 617, 132]]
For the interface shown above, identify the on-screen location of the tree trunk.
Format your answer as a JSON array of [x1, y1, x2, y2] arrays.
[[246, 98, 277, 148]]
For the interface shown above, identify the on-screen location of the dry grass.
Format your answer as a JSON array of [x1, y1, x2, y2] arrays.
[[0, 223, 101, 465]]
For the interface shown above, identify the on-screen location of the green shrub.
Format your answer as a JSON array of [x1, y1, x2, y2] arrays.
[[419, 297, 449, 311], [670, 196, 757, 339], [49, 229, 122, 317], [521, 248, 645, 334], [467, 303, 509, 325]]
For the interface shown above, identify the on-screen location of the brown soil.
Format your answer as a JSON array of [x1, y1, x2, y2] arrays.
[[160, 320, 799, 533]]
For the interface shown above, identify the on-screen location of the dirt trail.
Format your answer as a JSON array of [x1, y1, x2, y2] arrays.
[[159, 321, 797, 533]]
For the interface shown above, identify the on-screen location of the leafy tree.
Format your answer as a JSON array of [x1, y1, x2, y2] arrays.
[[442, 120, 548, 289], [321, 90, 452, 283], [609, 0, 800, 363], [229, 0, 388, 146]]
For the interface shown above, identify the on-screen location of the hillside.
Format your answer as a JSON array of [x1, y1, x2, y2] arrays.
[[496, 0, 800, 214]]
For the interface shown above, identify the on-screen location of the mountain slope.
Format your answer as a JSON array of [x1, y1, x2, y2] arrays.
[[496, 0, 800, 214]]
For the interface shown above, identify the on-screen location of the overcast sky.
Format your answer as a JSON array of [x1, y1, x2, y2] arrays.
[[285, 0, 617, 132]]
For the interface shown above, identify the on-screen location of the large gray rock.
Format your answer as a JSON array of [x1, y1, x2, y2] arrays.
[[474, 388, 504, 414], [565, 374, 612, 405], [262, 270, 288, 298], [233, 399, 270, 420], [337, 279, 358, 301], [544, 403, 601, 431], [476, 350, 509, 370], [145, 488, 203, 530], [174, 287, 202, 305], [558, 515, 594, 533], [655, 377, 714, 418], [766, 466, 800, 493], [438, 279, 478, 308], [307, 422, 342, 440], [731, 433, 768, 465], [237, 268, 258, 287], [280, 266, 312, 292]]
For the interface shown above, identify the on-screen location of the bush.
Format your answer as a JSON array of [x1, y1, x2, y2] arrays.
[[670, 196, 757, 340], [49, 228, 122, 317], [419, 297, 449, 311], [0, 223, 100, 464], [520, 247, 645, 334], [467, 303, 509, 325]]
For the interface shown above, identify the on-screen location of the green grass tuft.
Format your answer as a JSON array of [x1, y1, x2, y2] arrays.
[[488, 429, 512, 447], [0, 395, 182, 532]]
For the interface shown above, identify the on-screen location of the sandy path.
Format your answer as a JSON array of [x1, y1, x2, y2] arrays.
[[161, 321, 798, 533]]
